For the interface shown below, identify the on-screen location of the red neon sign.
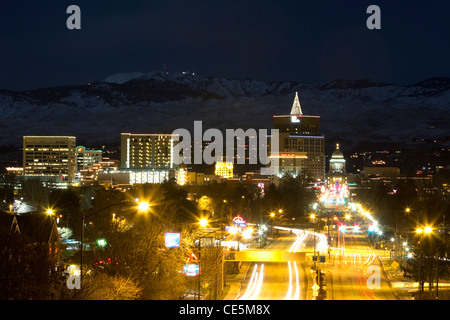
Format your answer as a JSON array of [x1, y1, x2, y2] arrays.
[[233, 215, 245, 225]]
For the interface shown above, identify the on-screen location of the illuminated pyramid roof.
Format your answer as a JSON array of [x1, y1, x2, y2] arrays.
[[290, 92, 303, 115]]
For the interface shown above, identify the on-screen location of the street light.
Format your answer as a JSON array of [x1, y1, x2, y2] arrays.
[[415, 225, 434, 297], [80, 200, 150, 288], [416, 226, 433, 234], [46, 208, 54, 215], [310, 213, 318, 266], [199, 218, 209, 228], [405, 207, 420, 228], [137, 201, 150, 212], [269, 212, 276, 238]]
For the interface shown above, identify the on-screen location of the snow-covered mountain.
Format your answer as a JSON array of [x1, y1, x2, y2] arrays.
[[0, 71, 449, 151]]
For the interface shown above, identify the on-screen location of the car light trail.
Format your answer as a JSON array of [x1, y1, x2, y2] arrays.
[[285, 261, 293, 300], [238, 264, 264, 300], [239, 227, 314, 300], [238, 264, 258, 300], [248, 264, 264, 300], [279, 227, 308, 300], [363, 252, 376, 265]]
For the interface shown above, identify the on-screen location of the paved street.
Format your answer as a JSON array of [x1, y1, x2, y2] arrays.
[[224, 228, 398, 300]]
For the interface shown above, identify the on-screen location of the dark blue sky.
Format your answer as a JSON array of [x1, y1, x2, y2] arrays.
[[0, 0, 449, 91]]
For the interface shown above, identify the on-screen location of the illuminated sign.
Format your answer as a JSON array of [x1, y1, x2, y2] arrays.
[[164, 232, 180, 248], [182, 264, 200, 276], [187, 252, 198, 263], [233, 215, 246, 227]]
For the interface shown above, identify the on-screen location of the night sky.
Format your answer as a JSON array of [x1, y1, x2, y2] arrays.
[[1, 0, 449, 91]]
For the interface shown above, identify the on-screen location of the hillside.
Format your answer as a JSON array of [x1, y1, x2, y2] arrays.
[[0, 72, 449, 152]]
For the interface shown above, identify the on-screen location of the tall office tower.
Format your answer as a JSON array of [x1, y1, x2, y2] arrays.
[[23, 136, 77, 182], [270, 92, 325, 181], [120, 133, 176, 170], [76, 146, 103, 170]]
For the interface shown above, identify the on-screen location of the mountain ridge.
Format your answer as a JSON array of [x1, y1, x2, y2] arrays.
[[0, 72, 449, 150]]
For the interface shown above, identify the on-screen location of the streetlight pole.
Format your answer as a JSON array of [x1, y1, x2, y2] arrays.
[[269, 212, 275, 238], [79, 200, 150, 289], [310, 213, 317, 269], [416, 226, 433, 298], [197, 236, 201, 300], [196, 223, 217, 301], [418, 240, 423, 297], [435, 255, 439, 300]]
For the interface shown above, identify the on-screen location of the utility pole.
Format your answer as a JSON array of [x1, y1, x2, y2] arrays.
[[197, 237, 201, 300], [418, 240, 423, 298], [436, 255, 439, 300]]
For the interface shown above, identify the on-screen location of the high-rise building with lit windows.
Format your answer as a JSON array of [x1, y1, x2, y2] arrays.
[[120, 133, 176, 170], [76, 146, 102, 170], [23, 136, 77, 182], [270, 92, 325, 181], [215, 160, 234, 178]]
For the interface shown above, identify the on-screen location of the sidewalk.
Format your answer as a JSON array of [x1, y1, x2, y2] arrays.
[[222, 261, 252, 300], [379, 256, 450, 300]]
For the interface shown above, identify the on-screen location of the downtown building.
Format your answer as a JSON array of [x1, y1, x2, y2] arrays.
[[118, 133, 177, 184], [327, 143, 347, 187], [76, 146, 102, 170], [269, 92, 325, 182], [23, 136, 77, 184]]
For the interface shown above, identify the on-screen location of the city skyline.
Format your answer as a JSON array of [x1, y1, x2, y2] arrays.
[[0, 1, 448, 306]]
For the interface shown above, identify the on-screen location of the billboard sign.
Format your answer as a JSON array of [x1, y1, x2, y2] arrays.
[[182, 264, 200, 276], [164, 232, 181, 248]]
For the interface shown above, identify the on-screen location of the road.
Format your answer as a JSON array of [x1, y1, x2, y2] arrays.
[[227, 226, 398, 300], [328, 231, 397, 300], [235, 228, 313, 300]]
